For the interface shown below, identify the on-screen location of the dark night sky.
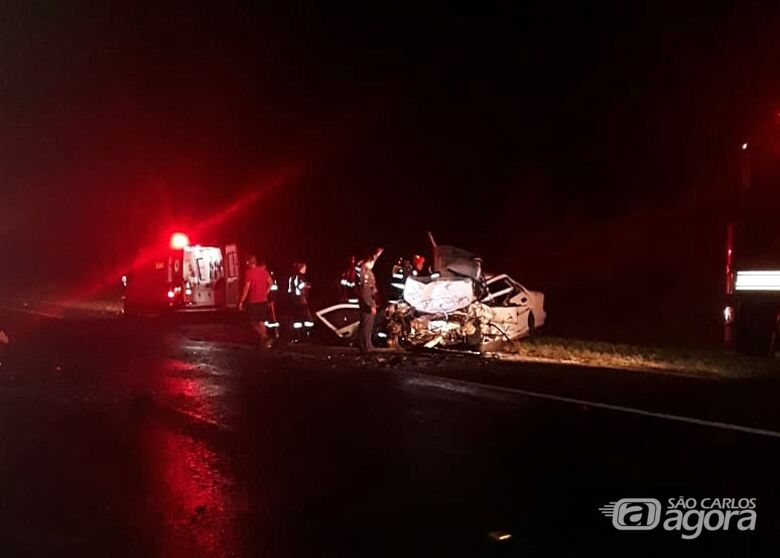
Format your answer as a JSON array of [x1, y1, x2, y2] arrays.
[[2, 1, 780, 345]]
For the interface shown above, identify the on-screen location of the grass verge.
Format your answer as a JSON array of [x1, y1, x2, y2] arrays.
[[496, 335, 779, 380]]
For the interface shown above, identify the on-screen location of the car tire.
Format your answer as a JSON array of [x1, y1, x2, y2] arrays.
[[464, 321, 482, 350]]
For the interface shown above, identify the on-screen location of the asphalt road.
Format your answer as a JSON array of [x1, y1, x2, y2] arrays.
[[1, 308, 779, 557]]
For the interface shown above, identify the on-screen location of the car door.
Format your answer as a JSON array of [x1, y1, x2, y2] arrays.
[[483, 274, 517, 306], [315, 303, 361, 339]]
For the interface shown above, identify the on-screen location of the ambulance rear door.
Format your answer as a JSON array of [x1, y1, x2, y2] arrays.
[[224, 244, 240, 308], [182, 246, 224, 308]]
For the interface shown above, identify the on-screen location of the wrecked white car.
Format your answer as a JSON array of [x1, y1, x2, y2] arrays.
[[316, 243, 546, 351]]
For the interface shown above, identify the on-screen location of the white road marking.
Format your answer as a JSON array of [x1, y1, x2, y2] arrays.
[[404, 375, 780, 440], [181, 337, 780, 440]]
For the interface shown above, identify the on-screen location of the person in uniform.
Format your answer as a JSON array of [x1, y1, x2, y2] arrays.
[[339, 255, 358, 303], [265, 270, 281, 337], [287, 261, 314, 341], [389, 257, 407, 303], [356, 248, 383, 353], [409, 254, 430, 277], [390, 254, 428, 304]]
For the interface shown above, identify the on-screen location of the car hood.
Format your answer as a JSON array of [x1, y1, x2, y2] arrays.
[[403, 277, 477, 313], [432, 245, 483, 281]]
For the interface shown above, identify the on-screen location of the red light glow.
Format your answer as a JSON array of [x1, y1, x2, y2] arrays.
[[66, 167, 296, 304], [169, 233, 190, 250]]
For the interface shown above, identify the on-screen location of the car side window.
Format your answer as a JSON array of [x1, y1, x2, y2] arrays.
[[323, 306, 360, 328], [487, 278, 509, 294], [486, 278, 515, 306]]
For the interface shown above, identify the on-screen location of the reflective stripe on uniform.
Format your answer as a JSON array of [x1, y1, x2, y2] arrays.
[[288, 276, 306, 296]]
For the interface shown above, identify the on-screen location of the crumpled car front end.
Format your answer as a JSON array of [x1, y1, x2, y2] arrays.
[[386, 284, 545, 350], [316, 242, 545, 353], [384, 303, 482, 350]]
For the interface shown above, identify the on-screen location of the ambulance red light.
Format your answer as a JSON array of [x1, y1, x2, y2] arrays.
[[170, 233, 190, 249]]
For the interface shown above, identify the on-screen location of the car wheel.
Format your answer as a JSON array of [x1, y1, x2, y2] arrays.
[[527, 311, 536, 337], [464, 320, 482, 350]]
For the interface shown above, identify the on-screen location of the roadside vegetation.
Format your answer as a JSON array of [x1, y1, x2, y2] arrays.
[[498, 335, 779, 379]]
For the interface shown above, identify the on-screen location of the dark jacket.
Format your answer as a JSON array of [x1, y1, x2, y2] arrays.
[[339, 265, 358, 301], [357, 264, 378, 310]]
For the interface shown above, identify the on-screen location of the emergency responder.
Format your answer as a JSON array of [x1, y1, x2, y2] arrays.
[[238, 255, 274, 348], [389, 257, 407, 303], [339, 255, 358, 303], [265, 270, 281, 337], [409, 254, 430, 277], [287, 261, 314, 341], [356, 248, 383, 353], [390, 254, 429, 304]]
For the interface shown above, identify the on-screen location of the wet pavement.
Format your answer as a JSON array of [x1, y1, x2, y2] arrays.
[[0, 310, 779, 556]]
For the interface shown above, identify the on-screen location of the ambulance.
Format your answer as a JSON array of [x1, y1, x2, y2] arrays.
[[122, 233, 241, 315]]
